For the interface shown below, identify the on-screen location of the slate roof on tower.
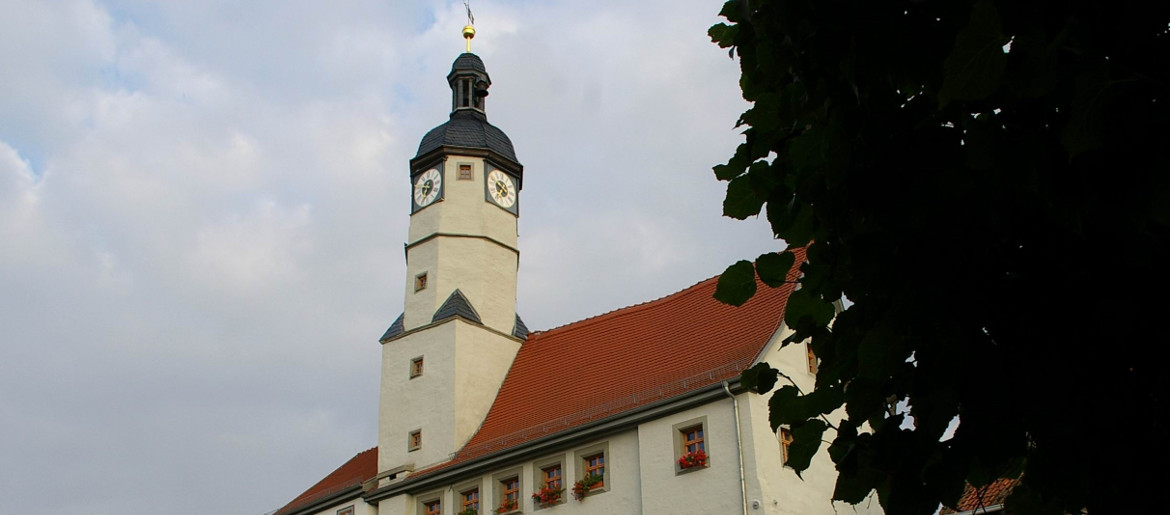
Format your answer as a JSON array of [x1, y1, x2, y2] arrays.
[[415, 110, 518, 163]]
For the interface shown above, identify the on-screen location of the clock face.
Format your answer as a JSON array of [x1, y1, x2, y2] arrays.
[[486, 169, 517, 209], [413, 168, 442, 208]]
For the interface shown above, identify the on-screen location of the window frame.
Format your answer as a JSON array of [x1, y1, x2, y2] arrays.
[[415, 272, 428, 292], [807, 342, 818, 374], [420, 495, 442, 515], [408, 429, 422, 452], [531, 454, 565, 509], [779, 426, 794, 466], [492, 468, 523, 514], [672, 416, 710, 474], [572, 441, 610, 497], [410, 356, 424, 379], [457, 163, 473, 181], [459, 486, 480, 514], [337, 506, 354, 515]]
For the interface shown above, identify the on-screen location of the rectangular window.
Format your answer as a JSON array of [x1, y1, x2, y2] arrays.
[[499, 477, 520, 513], [461, 488, 479, 513], [337, 506, 354, 515], [807, 343, 818, 374], [409, 429, 422, 452], [458, 164, 473, 180], [410, 356, 424, 378], [542, 464, 562, 490], [424, 499, 441, 515], [674, 418, 709, 472], [780, 427, 794, 465], [583, 453, 605, 489], [415, 272, 428, 292]]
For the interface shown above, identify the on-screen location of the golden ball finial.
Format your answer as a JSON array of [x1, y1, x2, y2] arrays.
[[462, 25, 476, 52]]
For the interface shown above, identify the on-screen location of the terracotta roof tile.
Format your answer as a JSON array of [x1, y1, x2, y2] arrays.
[[417, 248, 805, 473], [275, 447, 377, 515], [939, 477, 1019, 513]]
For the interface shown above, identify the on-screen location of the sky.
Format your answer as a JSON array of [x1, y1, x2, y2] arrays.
[[0, 1, 782, 513]]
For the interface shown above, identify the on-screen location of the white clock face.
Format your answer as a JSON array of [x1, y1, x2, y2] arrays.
[[413, 168, 442, 208], [487, 170, 516, 209]]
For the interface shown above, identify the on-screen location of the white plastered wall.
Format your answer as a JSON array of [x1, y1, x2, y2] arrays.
[[740, 324, 883, 514], [637, 401, 743, 514]]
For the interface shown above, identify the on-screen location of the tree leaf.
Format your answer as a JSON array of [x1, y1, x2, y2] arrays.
[[715, 260, 757, 306], [755, 251, 795, 287], [741, 362, 779, 394], [939, 1, 1009, 106], [787, 420, 828, 475], [723, 175, 765, 219]]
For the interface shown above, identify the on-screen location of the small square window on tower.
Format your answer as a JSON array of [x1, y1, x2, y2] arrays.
[[410, 356, 424, 378], [408, 429, 422, 452], [415, 272, 428, 292], [458, 163, 473, 180]]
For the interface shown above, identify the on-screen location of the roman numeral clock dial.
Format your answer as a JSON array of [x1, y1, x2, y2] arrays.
[[486, 169, 516, 210], [413, 168, 442, 210]]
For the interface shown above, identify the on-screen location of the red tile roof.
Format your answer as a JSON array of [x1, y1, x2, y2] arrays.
[[939, 477, 1019, 514], [419, 248, 804, 472], [275, 447, 377, 515]]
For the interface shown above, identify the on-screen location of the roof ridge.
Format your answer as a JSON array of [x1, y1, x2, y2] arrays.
[[530, 274, 720, 336]]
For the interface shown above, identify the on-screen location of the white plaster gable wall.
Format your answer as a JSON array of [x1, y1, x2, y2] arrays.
[[403, 154, 519, 334], [740, 325, 883, 515]]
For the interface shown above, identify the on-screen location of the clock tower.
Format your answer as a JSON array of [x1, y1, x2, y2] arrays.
[[376, 29, 527, 479]]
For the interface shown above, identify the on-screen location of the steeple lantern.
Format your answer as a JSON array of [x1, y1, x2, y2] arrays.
[[448, 54, 491, 113]]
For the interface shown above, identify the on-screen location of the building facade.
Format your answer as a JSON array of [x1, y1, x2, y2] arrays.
[[273, 41, 877, 515]]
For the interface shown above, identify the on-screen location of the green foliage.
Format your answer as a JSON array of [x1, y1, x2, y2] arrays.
[[711, 0, 1170, 512]]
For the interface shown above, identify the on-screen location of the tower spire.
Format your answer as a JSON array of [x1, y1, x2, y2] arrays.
[[462, 1, 475, 53]]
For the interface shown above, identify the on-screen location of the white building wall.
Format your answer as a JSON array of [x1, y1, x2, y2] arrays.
[[303, 498, 378, 515], [742, 326, 883, 515], [637, 401, 743, 514]]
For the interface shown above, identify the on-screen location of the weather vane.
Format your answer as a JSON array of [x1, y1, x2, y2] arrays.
[[462, 0, 476, 52]]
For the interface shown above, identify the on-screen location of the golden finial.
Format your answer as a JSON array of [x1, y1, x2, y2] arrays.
[[463, 1, 476, 52]]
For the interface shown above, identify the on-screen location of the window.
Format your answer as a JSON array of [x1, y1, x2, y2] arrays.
[[542, 464, 562, 490], [458, 164, 473, 180], [410, 356, 424, 378], [673, 417, 709, 473], [409, 429, 422, 451], [807, 343, 818, 374], [461, 488, 480, 513], [498, 476, 520, 513], [780, 427, 794, 465], [681, 426, 705, 454], [583, 453, 605, 489], [423, 499, 441, 515], [337, 506, 354, 515], [415, 272, 428, 292]]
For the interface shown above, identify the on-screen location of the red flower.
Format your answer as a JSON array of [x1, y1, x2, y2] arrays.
[[678, 449, 708, 469]]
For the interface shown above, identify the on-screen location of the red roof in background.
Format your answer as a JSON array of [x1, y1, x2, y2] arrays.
[[418, 248, 804, 473], [275, 447, 377, 515], [939, 478, 1019, 514]]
